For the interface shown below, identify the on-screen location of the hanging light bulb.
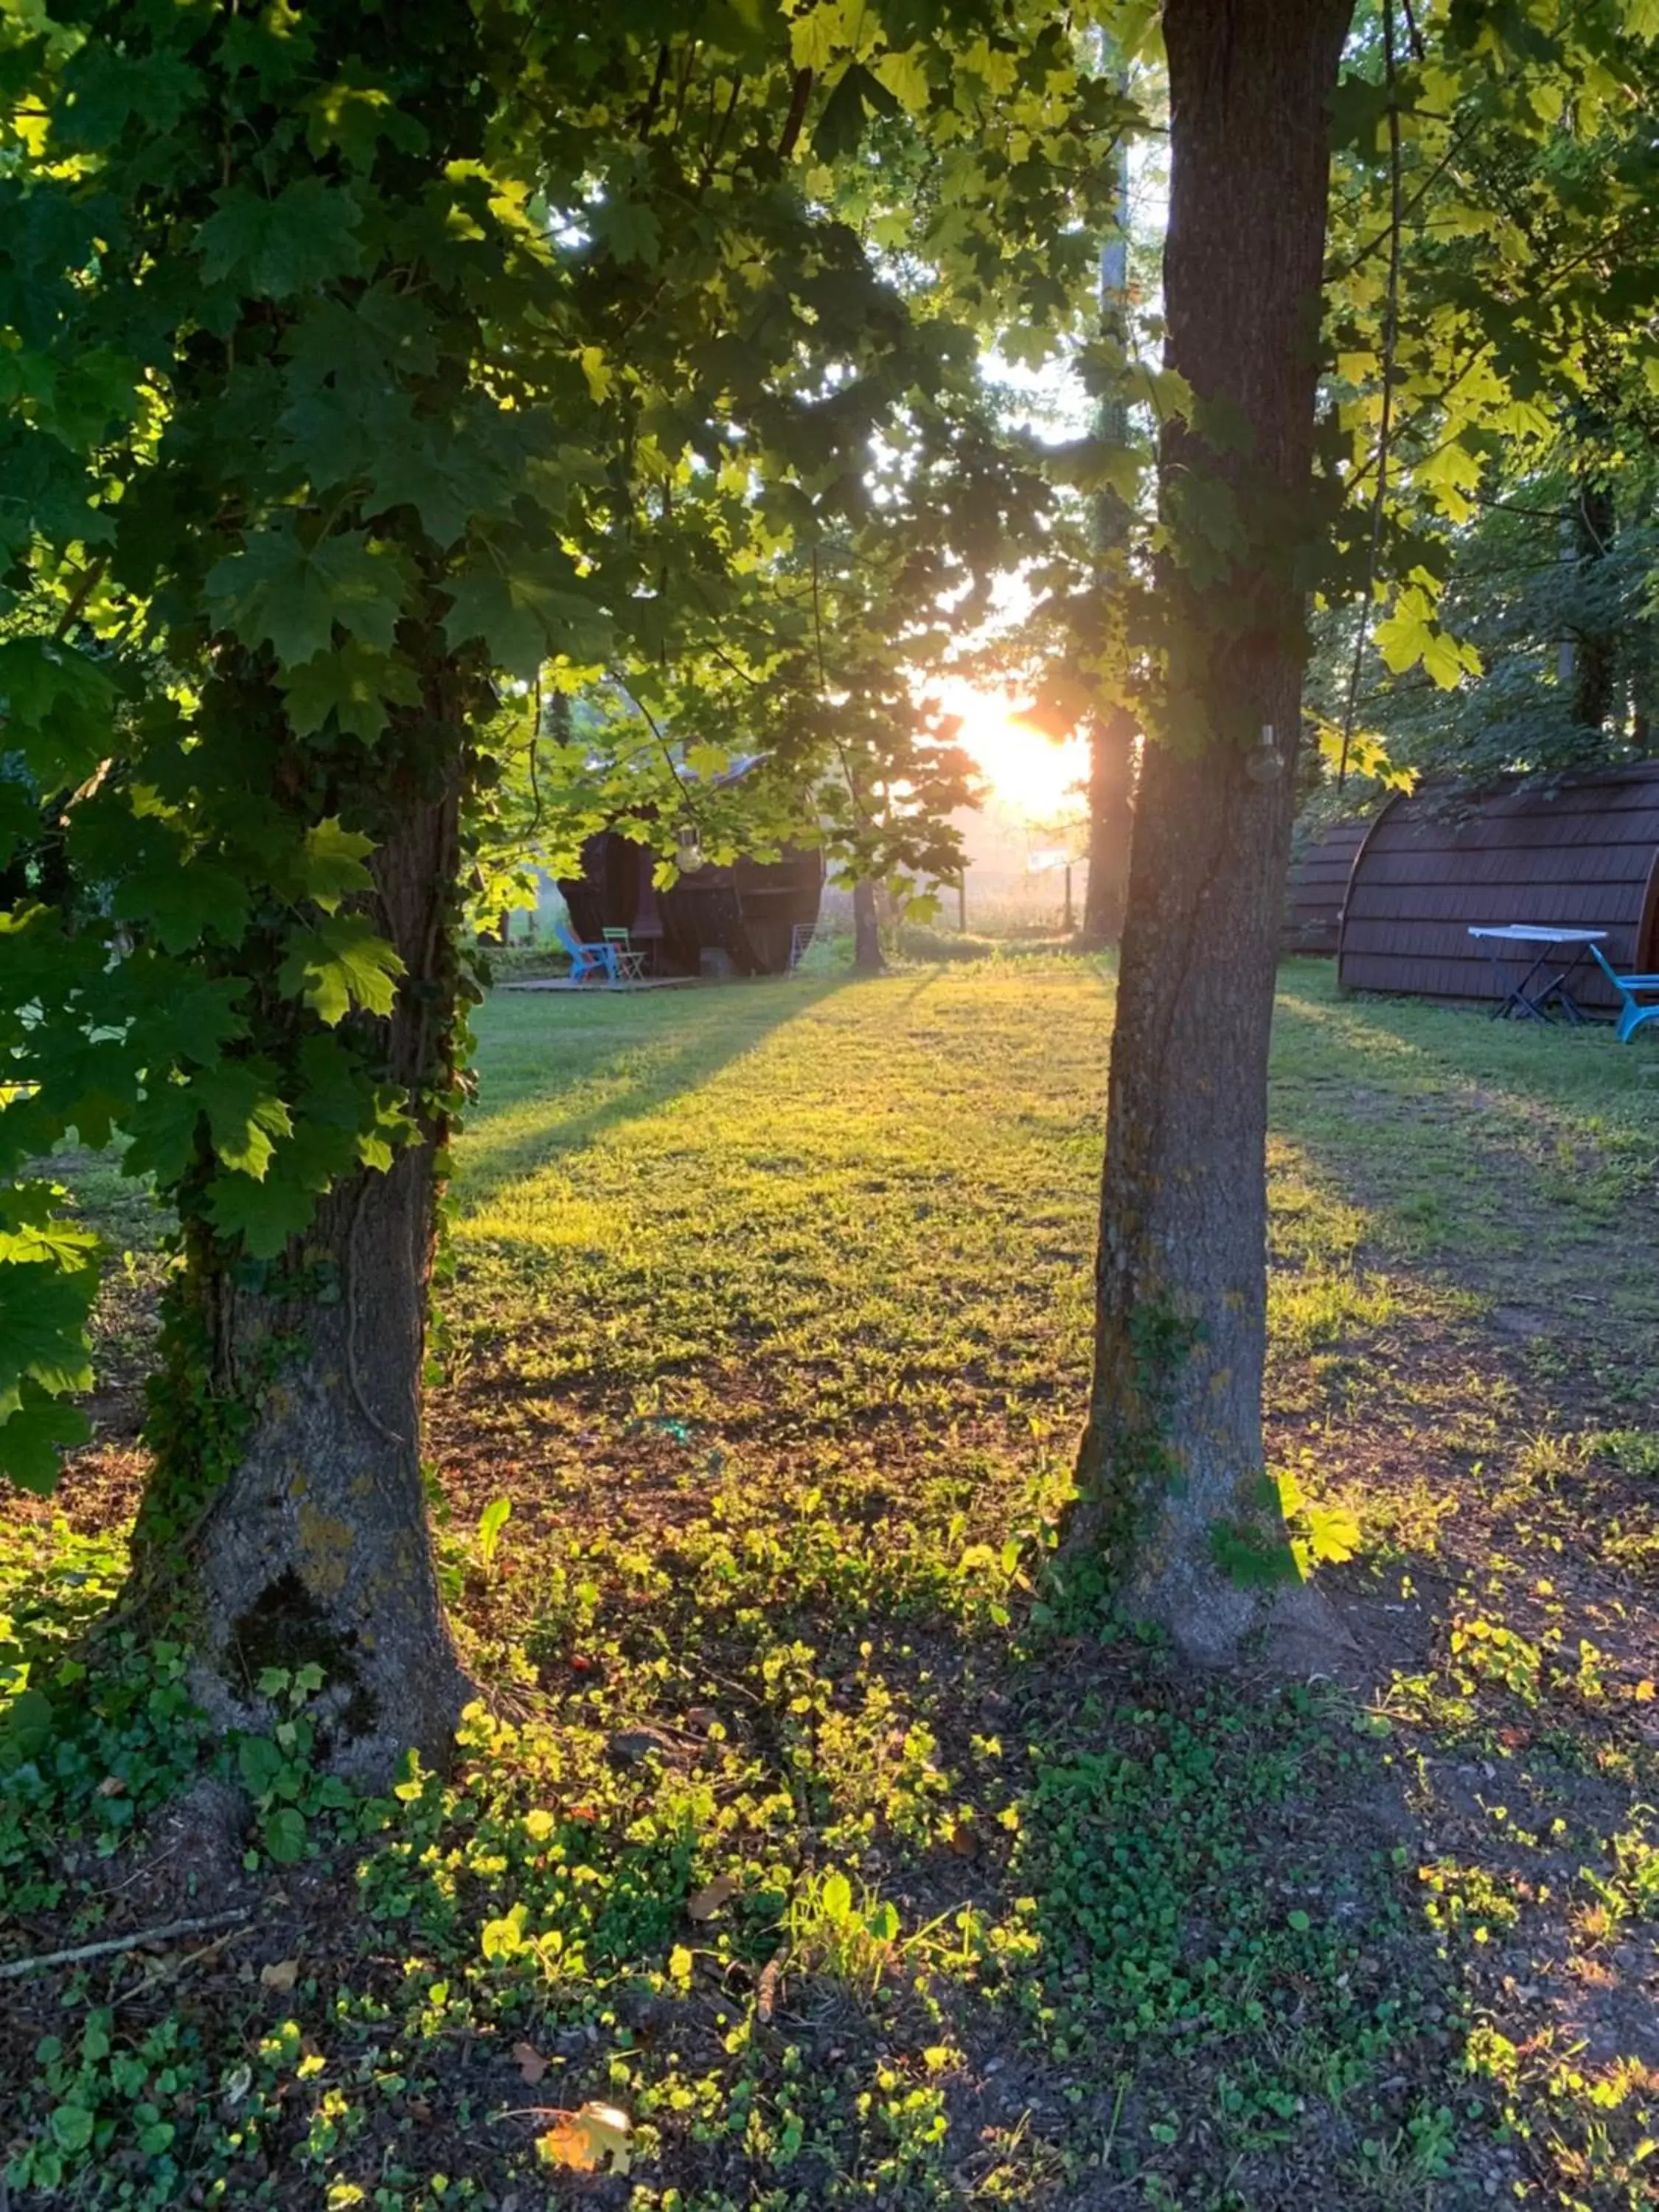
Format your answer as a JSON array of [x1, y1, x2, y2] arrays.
[[674, 823, 704, 873], [1245, 722, 1283, 784]]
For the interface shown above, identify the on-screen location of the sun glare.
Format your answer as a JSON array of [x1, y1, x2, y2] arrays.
[[940, 683, 1089, 824]]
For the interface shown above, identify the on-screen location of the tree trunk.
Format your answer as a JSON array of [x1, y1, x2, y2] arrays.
[[1080, 708, 1134, 945], [1067, 0, 1354, 1661], [1571, 470, 1616, 739], [128, 740, 470, 1785], [852, 876, 885, 970], [1080, 82, 1136, 953]]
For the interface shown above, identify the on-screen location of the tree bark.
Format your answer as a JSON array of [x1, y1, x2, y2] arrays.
[[852, 876, 885, 970], [1068, 0, 1354, 1660], [1571, 470, 1616, 739], [1080, 79, 1136, 953], [128, 728, 471, 1785], [1080, 707, 1134, 945]]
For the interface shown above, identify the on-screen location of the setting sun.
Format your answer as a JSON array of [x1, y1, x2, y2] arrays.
[[939, 682, 1090, 824]]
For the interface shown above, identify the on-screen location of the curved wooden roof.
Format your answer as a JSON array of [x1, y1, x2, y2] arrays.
[[1284, 815, 1370, 954], [1336, 761, 1659, 1009]]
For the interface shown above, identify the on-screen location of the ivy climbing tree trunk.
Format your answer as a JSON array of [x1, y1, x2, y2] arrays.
[[128, 685, 476, 1781], [1067, 0, 1354, 1660]]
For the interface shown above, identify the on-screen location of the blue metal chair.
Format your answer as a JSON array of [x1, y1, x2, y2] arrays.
[[555, 919, 618, 984], [1590, 943, 1659, 1043]]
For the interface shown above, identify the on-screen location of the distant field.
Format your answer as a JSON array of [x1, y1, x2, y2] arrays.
[[4, 956, 1656, 2210]]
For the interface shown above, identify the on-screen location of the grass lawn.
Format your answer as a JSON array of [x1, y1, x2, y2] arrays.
[[3, 956, 1657, 2210]]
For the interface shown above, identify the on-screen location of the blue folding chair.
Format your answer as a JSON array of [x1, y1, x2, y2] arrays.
[[1590, 943, 1659, 1043], [556, 919, 619, 984]]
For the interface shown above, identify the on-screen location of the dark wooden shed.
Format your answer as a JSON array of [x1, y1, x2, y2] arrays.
[[561, 832, 824, 978], [1335, 761, 1659, 1011], [1284, 816, 1369, 954]]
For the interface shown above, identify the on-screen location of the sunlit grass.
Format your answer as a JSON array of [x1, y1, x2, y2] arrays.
[[4, 953, 1657, 2208]]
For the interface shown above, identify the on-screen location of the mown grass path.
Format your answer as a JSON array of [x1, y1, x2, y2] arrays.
[[2, 958, 1655, 2210]]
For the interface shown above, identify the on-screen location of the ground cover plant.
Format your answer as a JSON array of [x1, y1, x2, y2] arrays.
[[3, 959, 1656, 2209]]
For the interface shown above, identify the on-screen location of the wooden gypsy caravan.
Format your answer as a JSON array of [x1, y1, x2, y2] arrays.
[[1284, 816, 1369, 953], [1332, 761, 1659, 1013]]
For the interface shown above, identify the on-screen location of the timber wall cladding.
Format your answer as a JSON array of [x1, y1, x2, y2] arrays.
[[1336, 761, 1659, 1011], [1285, 815, 1369, 953]]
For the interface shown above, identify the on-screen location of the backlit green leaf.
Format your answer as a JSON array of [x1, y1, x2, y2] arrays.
[[294, 818, 378, 914], [278, 914, 405, 1026], [0, 1380, 91, 1495], [0, 1260, 96, 1399]]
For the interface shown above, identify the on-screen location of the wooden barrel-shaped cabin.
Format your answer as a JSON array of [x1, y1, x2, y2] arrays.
[[1284, 816, 1369, 954], [561, 831, 824, 978], [1335, 761, 1659, 1012]]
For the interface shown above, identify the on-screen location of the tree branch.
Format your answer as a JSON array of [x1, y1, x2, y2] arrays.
[[777, 69, 813, 161], [0, 1911, 251, 1985], [1340, 0, 1403, 791]]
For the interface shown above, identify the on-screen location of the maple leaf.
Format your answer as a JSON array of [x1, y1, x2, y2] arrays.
[[278, 914, 406, 1026], [204, 1169, 319, 1260], [283, 283, 440, 394], [55, 43, 203, 151], [125, 1062, 292, 1186], [303, 68, 428, 167], [872, 46, 932, 114], [367, 428, 508, 549], [0, 1380, 91, 1495], [0, 1261, 97, 1400], [205, 526, 409, 670], [279, 378, 414, 493], [442, 562, 611, 678], [592, 195, 661, 268], [0, 637, 116, 786], [111, 860, 251, 953], [292, 818, 378, 914], [535, 2104, 631, 2177], [193, 1065, 294, 1180], [280, 641, 421, 743], [196, 178, 364, 300]]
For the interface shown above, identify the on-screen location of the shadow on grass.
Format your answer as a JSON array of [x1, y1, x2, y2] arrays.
[[454, 973, 850, 1217], [1268, 962, 1659, 1300]]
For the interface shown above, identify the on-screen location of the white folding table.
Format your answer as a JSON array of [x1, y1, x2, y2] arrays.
[[1467, 925, 1609, 1024]]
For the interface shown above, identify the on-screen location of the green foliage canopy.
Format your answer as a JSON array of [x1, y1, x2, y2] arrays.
[[0, 0, 1135, 1489]]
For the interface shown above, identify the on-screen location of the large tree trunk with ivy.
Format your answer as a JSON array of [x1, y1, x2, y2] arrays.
[[1067, 0, 1354, 1659], [128, 706, 471, 1784]]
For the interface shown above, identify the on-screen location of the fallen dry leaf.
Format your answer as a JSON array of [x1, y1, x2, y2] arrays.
[[259, 1958, 299, 1993], [536, 2101, 631, 2175], [512, 2041, 548, 2085], [687, 1873, 737, 1921], [95, 1775, 126, 1798], [757, 1954, 781, 2024]]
